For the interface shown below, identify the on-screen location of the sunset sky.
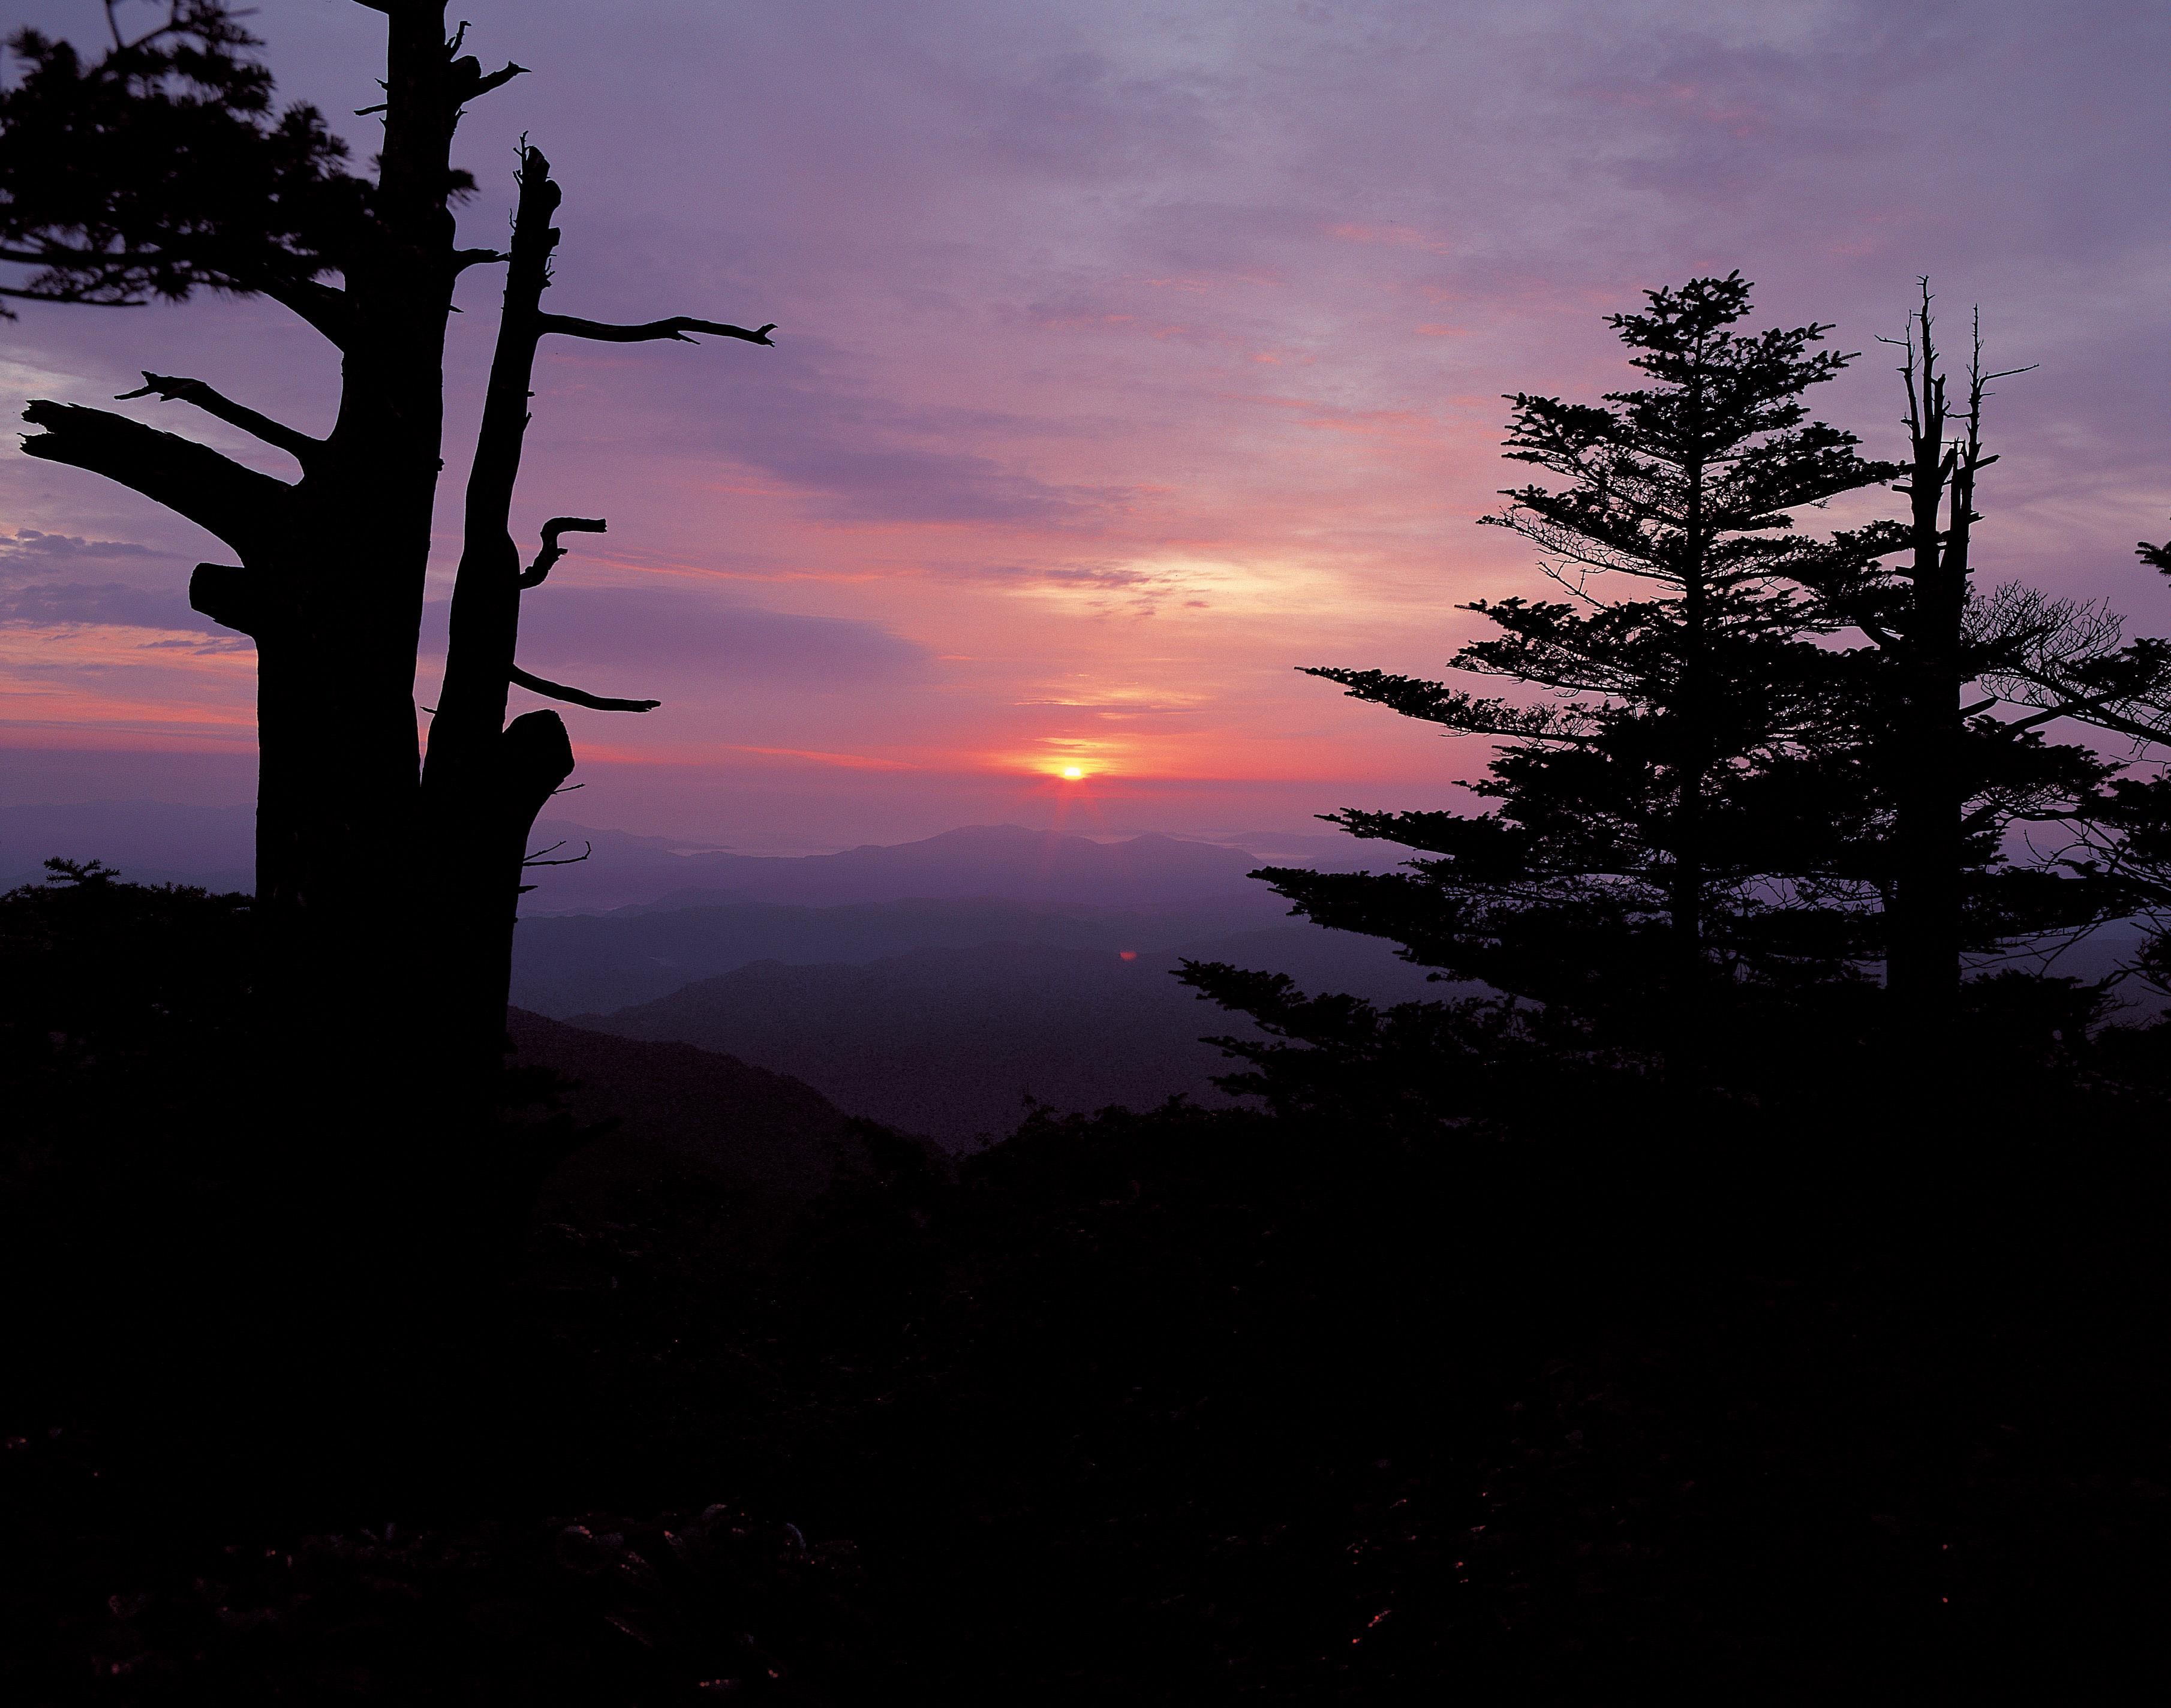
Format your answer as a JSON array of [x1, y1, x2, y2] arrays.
[[3, 0, 2167, 852]]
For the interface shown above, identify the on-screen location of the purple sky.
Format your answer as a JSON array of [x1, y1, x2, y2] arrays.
[[4, 0, 2166, 851]]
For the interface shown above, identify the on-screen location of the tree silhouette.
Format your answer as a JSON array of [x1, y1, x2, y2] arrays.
[[1877, 291, 2014, 1039], [2005, 528, 2171, 993], [1188, 277, 2160, 1109], [1804, 289, 2171, 1065], [1, 4, 774, 1117], [1188, 277, 1896, 1079]]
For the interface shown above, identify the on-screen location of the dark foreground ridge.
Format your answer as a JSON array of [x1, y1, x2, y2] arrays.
[[7, 867, 2171, 1701]]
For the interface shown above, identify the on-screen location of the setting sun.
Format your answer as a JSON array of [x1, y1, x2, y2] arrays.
[[1060, 766, 1085, 780]]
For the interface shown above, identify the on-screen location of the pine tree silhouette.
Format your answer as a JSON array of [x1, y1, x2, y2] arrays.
[[1187, 276, 2170, 1114], [1189, 276, 1897, 1082]]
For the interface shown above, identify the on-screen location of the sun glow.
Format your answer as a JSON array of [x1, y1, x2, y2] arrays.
[[1060, 765, 1086, 780]]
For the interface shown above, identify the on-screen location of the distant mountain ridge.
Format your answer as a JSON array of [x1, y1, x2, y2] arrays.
[[573, 940, 1249, 1144], [3, 803, 1345, 915], [514, 890, 1443, 1022], [527, 822, 1283, 915], [567, 925, 1447, 1145], [511, 895, 1284, 1016]]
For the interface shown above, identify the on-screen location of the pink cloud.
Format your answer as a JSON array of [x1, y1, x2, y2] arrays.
[[2, 0, 2164, 849]]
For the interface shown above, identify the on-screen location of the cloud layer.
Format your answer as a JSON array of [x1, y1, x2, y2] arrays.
[[3, 0, 2166, 842]]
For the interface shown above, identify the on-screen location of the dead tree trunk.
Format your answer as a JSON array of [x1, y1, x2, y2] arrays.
[[1883, 287, 2002, 1063], [23, 4, 468, 1111], [420, 141, 770, 1110], [14, 4, 772, 1188]]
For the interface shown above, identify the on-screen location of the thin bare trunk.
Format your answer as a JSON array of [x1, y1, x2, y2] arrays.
[[1886, 286, 1981, 1065], [422, 146, 572, 1096], [1670, 373, 1711, 1075]]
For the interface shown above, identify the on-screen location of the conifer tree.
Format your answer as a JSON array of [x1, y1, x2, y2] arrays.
[[1189, 276, 1895, 1078], [1188, 278, 2151, 1112], [1986, 527, 2171, 995]]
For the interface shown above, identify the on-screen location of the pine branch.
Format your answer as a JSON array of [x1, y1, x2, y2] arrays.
[[1302, 666, 1599, 742], [0, 16, 370, 322]]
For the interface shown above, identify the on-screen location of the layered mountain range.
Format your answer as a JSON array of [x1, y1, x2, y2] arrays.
[[16, 803, 2146, 1143]]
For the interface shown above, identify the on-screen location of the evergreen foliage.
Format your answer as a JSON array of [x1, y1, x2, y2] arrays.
[[0, 3, 373, 311], [1192, 277, 1902, 1079], [2047, 537, 2171, 994], [1183, 276, 2156, 1106]]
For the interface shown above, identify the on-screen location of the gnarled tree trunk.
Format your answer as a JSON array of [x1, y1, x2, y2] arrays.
[[15, 2, 774, 1230]]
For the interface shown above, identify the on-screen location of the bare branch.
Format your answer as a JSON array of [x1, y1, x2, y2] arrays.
[[20, 401, 293, 559], [509, 664, 660, 714], [522, 838, 593, 868], [1997, 669, 2171, 748], [536, 313, 777, 347], [2005, 694, 2128, 735], [104, 0, 205, 56], [458, 59, 529, 102], [115, 372, 321, 468], [519, 516, 606, 589]]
